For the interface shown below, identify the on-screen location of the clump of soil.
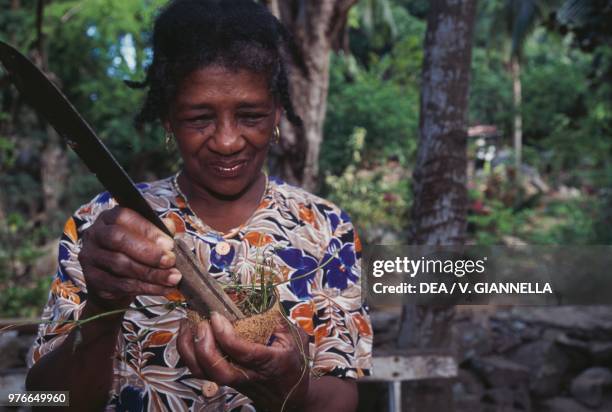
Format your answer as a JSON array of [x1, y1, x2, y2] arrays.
[[187, 289, 284, 345], [233, 299, 283, 344]]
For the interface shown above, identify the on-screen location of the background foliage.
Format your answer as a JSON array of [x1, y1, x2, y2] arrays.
[[0, 0, 610, 316]]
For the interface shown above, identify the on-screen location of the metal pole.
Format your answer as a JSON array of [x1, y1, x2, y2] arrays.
[[388, 381, 402, 412]]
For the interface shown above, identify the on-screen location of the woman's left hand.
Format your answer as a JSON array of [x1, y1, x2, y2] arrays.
[[177, 312, 311, 411]]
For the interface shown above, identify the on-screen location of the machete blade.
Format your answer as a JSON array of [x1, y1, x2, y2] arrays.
[[0, 40, 170, 236], [0, 40, 245, 321]]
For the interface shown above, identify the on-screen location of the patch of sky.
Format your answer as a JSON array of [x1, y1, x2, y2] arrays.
[[86, 26, 97, 37], [120, 34, 137, 72]]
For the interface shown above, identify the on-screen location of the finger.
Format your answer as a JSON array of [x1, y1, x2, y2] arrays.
[[86, 265, 177, 297], [177, 319, 206, 378], [119, 276, 178, 296], [100, 207, 175, 249], [84, 266, 132, 301], [193, 320, 246, 385], [210, 312, 273, 367], [91, 224, 176, 269], [89, 248, 181, 287], [85, 265, 124, 293]]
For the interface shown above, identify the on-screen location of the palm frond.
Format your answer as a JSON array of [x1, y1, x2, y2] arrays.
[[357, 0, 397, 39], [510, 0, 539, 57], [557, 0, 592, 26]]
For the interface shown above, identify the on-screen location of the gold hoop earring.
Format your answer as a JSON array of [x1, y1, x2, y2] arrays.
[[273, 126, 280, 145], [165, 130, 175, 151]]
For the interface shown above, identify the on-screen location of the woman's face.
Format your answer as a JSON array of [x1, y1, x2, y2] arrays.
[[165, 65, 280, 198]]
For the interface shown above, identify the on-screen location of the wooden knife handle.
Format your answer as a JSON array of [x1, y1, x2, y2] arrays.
[[173, 238, 245, 322]]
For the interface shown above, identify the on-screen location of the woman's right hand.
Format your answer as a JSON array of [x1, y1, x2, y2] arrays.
[[78, 206, 181, 311]]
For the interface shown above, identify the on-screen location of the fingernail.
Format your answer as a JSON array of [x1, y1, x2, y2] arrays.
[[160, 251, 176, 267], [157, 235, 175, 251], [167, 269, 182, 285]]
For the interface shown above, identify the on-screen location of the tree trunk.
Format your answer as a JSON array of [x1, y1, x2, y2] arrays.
[[511, 54, 522, 173], [397, 0, 477, 348], [264, 0, 356, 191], [41, 125, 68, 216], [397, 2, 477, 409], [0, 189, 5, 223], [33, 0, 68, 221]]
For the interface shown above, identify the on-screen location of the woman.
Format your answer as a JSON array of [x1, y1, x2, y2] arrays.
[[26, 0, 372, 410]]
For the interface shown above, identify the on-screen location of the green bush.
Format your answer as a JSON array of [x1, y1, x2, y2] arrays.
[[322, 54, 419, 176], [0, 213, 52, 317], [324, 128, 412, 243]]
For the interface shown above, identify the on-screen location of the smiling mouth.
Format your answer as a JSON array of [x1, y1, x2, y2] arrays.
[[209, 160, 248, 178]]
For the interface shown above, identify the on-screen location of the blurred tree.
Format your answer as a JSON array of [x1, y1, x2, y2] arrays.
[[474, 0, 609, 178], [397, 0, 477, 348], [483, 0, 581, 171], [502, 0, 563, 171], [408, 0, 477, 257], [34, 0, 69, 223], [0, 0, 67, 225], [264, 0, 358, 191], [395, 3, 478, 407]]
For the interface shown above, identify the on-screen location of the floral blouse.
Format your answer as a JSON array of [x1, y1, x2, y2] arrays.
[[28, 174, 373, 411]]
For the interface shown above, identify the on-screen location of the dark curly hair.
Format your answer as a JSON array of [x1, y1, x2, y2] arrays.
[[129, 0, 302, 128]]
